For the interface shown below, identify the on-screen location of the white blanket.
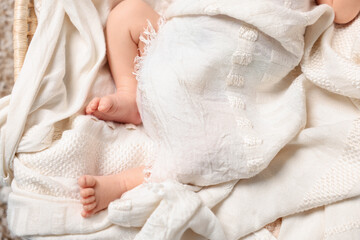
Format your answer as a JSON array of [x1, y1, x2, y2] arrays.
[[138, 0, 331, 185], [1, 0, 360, 239]]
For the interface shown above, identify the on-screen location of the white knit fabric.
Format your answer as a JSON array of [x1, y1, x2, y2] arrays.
[[0, 0, 360, 239], [14, 115, 155, 200]]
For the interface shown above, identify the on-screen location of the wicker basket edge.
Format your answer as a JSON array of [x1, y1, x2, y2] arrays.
[[13, 0, 38, 82]]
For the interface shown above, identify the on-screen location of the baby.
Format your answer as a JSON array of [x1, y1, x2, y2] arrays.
[[85, 0, 159, 124], [317, 0, 360, 24], [79, 0, 159, 218], [78, 0, 360, 218]]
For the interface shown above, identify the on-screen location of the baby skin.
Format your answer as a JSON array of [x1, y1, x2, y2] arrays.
[[78, 167, 146, 217], [317, 0, 360, 24], [79, 0, 159, 218], [85, 0, 160, 125]]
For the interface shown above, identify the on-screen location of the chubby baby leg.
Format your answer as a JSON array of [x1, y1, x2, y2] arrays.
[[78, 166, 146, 217], [85, 0, 160, 124]]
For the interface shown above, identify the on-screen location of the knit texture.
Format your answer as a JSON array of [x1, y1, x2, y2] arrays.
[[2, 0, 360, 239], [298, 118, 360, 212], [16, 116, 155, 200]]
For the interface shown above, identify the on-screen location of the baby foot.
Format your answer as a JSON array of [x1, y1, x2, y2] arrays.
[[85, 90, 142, 125], [78, 174, 127, 218], [78, 167, 146, 218]]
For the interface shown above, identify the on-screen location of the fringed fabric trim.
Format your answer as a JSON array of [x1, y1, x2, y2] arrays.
[[133, 16, 167, 81]]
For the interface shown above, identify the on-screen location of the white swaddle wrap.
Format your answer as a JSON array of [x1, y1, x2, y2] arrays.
[[138, 0, 331, 185], [1, 0, 360, 239]]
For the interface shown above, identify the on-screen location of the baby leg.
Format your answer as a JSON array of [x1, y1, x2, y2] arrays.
[[78, 166, 146, 217], [86, 0, 160, 124]]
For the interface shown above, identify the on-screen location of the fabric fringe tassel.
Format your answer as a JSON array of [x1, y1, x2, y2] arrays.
[[133, 16, 167, 81]]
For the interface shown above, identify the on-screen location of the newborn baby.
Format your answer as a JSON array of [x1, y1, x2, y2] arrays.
[[79, 0, 360, 218], [79, 0, 159, 218], [85, 0, 159, 124]]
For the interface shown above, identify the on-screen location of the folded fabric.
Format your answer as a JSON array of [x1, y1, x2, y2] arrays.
[[1, 0, 360, 239], [138, 0, 334, 186], [0, 0, 109, 184]]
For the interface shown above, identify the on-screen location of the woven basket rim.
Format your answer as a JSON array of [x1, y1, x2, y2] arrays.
[[13, 0, 38, 82]]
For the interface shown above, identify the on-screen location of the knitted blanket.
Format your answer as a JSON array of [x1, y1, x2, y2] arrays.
[[1, 0, 360, 239]]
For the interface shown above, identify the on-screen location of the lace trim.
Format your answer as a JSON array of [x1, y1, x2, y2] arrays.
[[134, 17, 166, 183], [133, 16, 167, 81]]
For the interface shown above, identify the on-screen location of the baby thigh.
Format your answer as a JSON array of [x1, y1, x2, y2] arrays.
[[106, 0, 160, 79]]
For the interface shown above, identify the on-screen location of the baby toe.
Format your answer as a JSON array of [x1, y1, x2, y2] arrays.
[[85, 98, 100, 114], [85, 107, 92, 115], [81, 209, 95, 218], [80, 188, 95, 198], [81, 196, 96, 205], [78, 176, 86, 187], [83, 202, 97, 212], [78, 175, 96, 188], [98, 97, 113, 112], [90, 97, 101, 110]]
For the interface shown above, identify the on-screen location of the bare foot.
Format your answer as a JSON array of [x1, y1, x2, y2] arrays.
[[85, 90, 142, 125], [78, 174, 127, 218], [78, 167, 146, 218]]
